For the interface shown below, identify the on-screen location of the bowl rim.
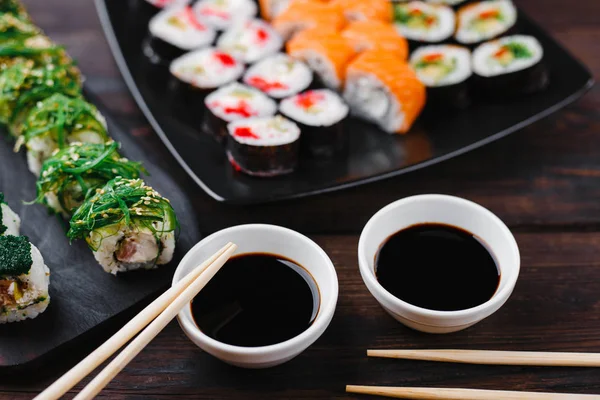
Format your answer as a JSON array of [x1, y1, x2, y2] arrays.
[[174, 223, 339, 357], [358, 194, 520, 321]]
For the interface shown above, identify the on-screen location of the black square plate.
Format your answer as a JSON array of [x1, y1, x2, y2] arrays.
[[96, 0, 593, 204]]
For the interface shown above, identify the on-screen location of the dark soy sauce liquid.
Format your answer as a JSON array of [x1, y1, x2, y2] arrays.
[[191, 253, 320, 347], [376, 223, 500, 311]]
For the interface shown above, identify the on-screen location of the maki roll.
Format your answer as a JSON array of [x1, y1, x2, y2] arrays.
[[0, 0, 29, 19], [216, 19, 283, 64], [279, 89, 349, 158], [204, 82, 277, 142], [0, 35, 75, 72], [169, 47, 244, 101], [17, 94, 110, 176], [0, 12, 39, 42], [226, 115, 300, 177], [0, 193, 20, 236], [68, 177, 178, 274], [455, 0, 517, 46], [472, 34, 547, 97], [133, 0, 189, 18], [287, 30, 355, 90], [146, 4, 217, 64], [425, 0, 471, 10], [0, 235, 50, 324], [144, 0, 189, 9], [393, 1, 455, 49], [331, 0, 392, 23], [343, 50, 426, 134], [35, 142, 146, 217], [272, 0, 345, 40], [258, 0, 292, 21], [243, 53, 313, 99], [342, 20, 409, 60], [192, 0, 257, 31], [410, 45, 472, 109]]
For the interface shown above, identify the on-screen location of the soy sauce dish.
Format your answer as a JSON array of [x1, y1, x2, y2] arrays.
[[358, 194, 520, 334], [173, 224, 338, 368]]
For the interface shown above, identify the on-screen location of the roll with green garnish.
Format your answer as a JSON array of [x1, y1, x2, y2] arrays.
[[35, 141, 146, 217], [0, 35, 75, 72], [0, 12, 38, 42], [68, 177, 178, 274], [0, 0, 30, 20]]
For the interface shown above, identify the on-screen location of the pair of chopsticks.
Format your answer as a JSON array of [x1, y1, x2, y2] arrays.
[[35, 242, 237, 400], [346, 349, 600, 399]]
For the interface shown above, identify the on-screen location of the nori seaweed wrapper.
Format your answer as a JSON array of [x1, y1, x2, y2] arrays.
[[297, 120, 348, 159], [143, 35, 188, 65], [35, 141, 146, 216], [227, 138, 299, 177]]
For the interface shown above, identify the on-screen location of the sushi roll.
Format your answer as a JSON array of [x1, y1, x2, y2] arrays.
[[279, 89, 349, 158], [35, 142, 146, 217], [0, 0, 30, 19], [169, 47, 244, 101], [0, 35, 75, 72], [258, 0, 292, 21], [410, 45, 472, 109], [455, 0, 517, 46], [332, 0, 393, 23], [0, 12, 39, 42], [243, 53, 313, 99], [0, 235, 50, 324], [192, 0, 257, 31], [287, 30, 355, 90], [68, 177, 178, 274], [425, 0, 471, 10], [203, 82, 277, 142], [226, 115, 301, 177], [144, 0, 189, 9], [472, 34, 547, 97], [145, 4, 217, 64], [132, 0, 189, 18], [17, 94, 110, 176], [272, 0, 345, 40], [216, 19, 283, 64], [0, 193, 20, 237], [392, 1, 455, 49], [343, 50, 426, 134], [342, 20, 409, 60]]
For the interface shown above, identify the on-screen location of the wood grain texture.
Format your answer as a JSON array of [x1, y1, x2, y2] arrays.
[[0, 0, 599, 398]]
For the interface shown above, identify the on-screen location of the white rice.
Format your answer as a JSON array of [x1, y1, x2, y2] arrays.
[[170, 47, 244, 89], [149, 5, 216, 50], [145, 0, 189, 9], [192, 0, 257, 30], [410, 45, 472, 87], [472, 35, 543, 77], [1, 203, 20, 236], [265, 0, 291, 19], [217, 19, 283, 64], [243, 53, 313, 98], [279, 89, 349, 127], [205, 82, 277, 122], [227, 115, 300, 146], [0, 242, 50, 324], [455, 0, 517, 44], [394, 1, 455, 42], [290, 49, 340, 90]]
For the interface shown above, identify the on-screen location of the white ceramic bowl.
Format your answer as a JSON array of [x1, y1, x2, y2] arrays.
[[173, 224, 338, 368], [358, 194, 520, 334]]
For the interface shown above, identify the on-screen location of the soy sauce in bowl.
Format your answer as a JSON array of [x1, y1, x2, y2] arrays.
[[375, 223, 500, 312], [191, 253, 320, 347]]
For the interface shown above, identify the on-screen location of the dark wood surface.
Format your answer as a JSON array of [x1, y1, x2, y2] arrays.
[[1, 0, 600, 398]]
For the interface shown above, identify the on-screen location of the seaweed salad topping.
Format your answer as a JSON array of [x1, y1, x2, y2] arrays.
[[35, 141, 146, 214], [0, 0, 29, 18], [0, 12, 38, 41], [0, 235, 32, 277], [68, 178, 178, 250], [0, 35, 73, 72], [0, 192, 5, 235]]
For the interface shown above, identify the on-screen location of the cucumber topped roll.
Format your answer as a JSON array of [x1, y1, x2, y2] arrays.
[[243, 53, 313, 99], [455, 0, 517, 45], [0, 235, 50, 324], [192, 0, 257, 31], [0, 12, 39, 42], [0, 35, 74, 72], [146, 4, 217, 64], [35, 142, 146, 217], [1, 193, 20, 237], [17, 94, 109, 176], [68, 178, 178, 274], [393, 1, 455, 47], [216, 19, 283, 64]]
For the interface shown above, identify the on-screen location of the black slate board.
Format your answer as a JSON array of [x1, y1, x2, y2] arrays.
[[0, 91, 201, 368], [97, 0, 593, 204]]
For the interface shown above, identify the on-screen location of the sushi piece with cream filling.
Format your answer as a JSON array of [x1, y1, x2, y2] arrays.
[[217, 19, 283, 64], [455, 0, 517, 45], [243, 53, 313, 99], [393, 1, 455, 49], [192, 0, 257, 31], [0, 193, 20, 237]]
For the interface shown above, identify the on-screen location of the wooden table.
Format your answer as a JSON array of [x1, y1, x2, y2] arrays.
[[1, 0, 600, 398]]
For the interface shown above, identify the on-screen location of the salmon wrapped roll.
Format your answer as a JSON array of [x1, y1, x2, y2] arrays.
[[332, 0, 392, 23], [272, 0, 345, 40], [342, 20, 408, 60], [287, 30, 355, 90], [343, 50, 426, 134]]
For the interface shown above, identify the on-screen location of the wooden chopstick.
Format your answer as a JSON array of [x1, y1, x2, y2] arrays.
[[367, 349, 600, 367], [346, 385, 600, 399], [35, 242, 237, 400]]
